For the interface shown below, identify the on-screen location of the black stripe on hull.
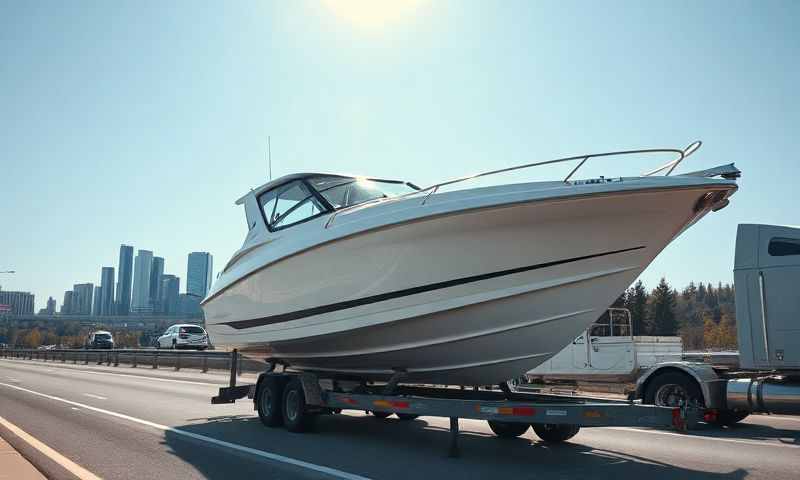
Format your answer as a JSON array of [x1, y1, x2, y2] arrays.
[[220, 245, 645, 330]]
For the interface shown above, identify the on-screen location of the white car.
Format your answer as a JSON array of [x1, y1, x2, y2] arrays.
[[156, 324, 210, 350]]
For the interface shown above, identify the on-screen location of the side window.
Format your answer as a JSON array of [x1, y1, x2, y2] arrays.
[[259, 181, 326, 230], [768, 238, 800, 256]]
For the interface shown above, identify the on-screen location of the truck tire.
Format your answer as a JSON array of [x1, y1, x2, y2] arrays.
[[487, 421, 529, 438], [257, 375, 287, 428], [643, 371, 703, 408], [282, 377, 316, 433], [531, 423, 580, 443], [396, 413, 419, 421], [709, 409, 750, 427]]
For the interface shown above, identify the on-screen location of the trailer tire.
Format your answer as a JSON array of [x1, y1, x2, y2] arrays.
[[257, 375, 287, 428], [643, 371, 703, 408], [282, 377, 316, 433], [487, 421, 529, 438], [396, 413, 419, 421], [531, 423, 580, 443]]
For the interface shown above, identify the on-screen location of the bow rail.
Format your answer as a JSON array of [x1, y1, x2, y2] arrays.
[[325, 141, 702, 229]]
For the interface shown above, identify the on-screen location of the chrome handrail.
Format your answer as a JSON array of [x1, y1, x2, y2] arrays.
[[325, 141, 702, 229]]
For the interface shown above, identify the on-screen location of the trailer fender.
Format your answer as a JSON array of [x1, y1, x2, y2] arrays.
[[635, 362, 725, 408]]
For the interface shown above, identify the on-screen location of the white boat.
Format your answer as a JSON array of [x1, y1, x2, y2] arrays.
[[203, 142, 739, 385]]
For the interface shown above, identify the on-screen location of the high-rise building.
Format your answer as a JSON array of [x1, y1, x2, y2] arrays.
[[92, 286, 102, 316], [72, 283, 94, 315], [160, 275, 180, 315], [131, 250, 153, 314], [62, 291, 73, 314], [100, 267, 115, 315], [178, 293, 203, 316], [115, 245, 134, 315], [46, 296, 56, 315], [149, 257, 165, 312], [0, 289, 35, 315], [187, 252, 213, 298]]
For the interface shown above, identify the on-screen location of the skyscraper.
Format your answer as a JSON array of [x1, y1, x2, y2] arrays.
[[187, 252, 213, 298], [45, 296, 56, 314], [92, 286, 102, 316], [160, 275, 180, 315], [100, 266, 115, 315], [72, 283, 94, 315], [62, 291, 73, 314], [116, 245, 134, 315], [0, 289, 35, 315], [149, 257, 164, 312], [131, 250, 153, 313]]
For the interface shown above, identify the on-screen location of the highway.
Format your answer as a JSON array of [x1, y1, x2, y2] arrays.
[[0, 358, 798, 480]]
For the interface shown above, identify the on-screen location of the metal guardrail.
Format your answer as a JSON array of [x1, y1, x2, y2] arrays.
[[0, 348, 265, 375]]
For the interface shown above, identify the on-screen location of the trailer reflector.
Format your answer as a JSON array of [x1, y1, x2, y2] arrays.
[[372, 400, 410, 409], [339, 397, 359, 406], [476, 406, 536, 416]]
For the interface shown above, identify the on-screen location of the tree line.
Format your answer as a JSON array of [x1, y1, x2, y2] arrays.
[[612, 278, 738, 350], [0, 320, 149, 349]]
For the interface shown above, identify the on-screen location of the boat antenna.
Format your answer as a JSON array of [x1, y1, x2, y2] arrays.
[[267, 136, 272, 181]]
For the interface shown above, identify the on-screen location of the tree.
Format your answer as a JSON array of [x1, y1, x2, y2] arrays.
[[624, 280, 648, 335], [648, 278, 678, 335]]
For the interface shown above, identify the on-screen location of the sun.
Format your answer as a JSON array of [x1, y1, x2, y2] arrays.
[[322, 0, 426, 29]]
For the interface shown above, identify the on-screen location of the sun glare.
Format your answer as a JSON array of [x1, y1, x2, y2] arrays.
[[322, 0, 425, 29]]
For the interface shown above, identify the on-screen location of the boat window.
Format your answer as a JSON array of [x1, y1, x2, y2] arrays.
[[768, 237, 800, 256], [259, 180, 327, 230], [308, 176, 418, 209]]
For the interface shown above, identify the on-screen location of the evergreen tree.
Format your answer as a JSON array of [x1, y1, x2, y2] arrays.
[[624, 280, 648, 335], [648, 277, 678, 335]]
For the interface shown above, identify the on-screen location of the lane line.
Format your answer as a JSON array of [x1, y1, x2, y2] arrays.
[[0, 358, 221, 386], [0, 415, 102, 480], [82, 393, 107, 400], [0, 382, 370, 480], [604, 426, 800, 449]]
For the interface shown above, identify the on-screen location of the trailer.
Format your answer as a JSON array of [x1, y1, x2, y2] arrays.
[[212, 349, 696, 456], [630, 224, 800, 424]]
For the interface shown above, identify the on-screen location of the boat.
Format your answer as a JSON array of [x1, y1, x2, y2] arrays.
[[203, 141, 740, 386]]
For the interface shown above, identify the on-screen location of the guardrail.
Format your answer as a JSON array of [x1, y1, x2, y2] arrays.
[[0, 348, 266, 375]]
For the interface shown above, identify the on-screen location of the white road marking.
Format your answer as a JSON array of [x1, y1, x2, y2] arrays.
[[71, 407, 80, 411], [82, 393, 107, 400], [6, 377, 20, 382], [0, 358, 220, 386], [0, 415, 102, 480], [604, 426, 800, 448], [0, 382, 371, 480]]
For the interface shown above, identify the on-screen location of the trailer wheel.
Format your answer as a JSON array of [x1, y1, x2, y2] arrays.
[[370, 411, 392, 419], [487, 421, 529, 438], [282, 377, 316, 433], [531, 423, 580, 443], [643, 371, 703, 408], [709, 409, 750, 427], [396, 413, 419, 421], [257, 376, 286, 428]]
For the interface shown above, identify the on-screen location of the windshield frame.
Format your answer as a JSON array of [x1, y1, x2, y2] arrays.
[[257, 175, 419, 232]]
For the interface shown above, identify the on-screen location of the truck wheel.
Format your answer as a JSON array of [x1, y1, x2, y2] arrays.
[[370, 411, 392, 419], [257, 376, 286, 428], [396, 413, 419, 421], [643, 371, 703, 408], [709, 409, 750, 426], [487, 421, 529, 438], [282, 377, 316, 433], [531, 423, 580, 443]]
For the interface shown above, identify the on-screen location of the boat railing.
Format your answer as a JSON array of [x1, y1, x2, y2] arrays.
[[325, 141, 701, 229]]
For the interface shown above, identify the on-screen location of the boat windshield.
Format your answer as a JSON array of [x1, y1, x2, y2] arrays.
[[308, 176, 419, 210]]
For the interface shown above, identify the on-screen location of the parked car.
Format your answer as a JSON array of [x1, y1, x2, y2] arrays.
[[85, 331, 115, 349], [155, 324, 209, 350]]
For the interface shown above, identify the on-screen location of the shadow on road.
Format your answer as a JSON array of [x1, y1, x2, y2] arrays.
[[161, 413, 751, 480]]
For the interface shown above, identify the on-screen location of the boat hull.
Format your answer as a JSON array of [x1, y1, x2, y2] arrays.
[[205, 183, 733, 385]]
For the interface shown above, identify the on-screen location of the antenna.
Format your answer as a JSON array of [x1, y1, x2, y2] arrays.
[[268, 136, 272, 181]]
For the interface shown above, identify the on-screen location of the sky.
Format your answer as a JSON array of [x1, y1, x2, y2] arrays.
[[1, 1, 798, 310]]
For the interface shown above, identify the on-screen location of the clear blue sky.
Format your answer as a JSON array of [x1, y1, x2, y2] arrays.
[[1, 1, 798, 310]]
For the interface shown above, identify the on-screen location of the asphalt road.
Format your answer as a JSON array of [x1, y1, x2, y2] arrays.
[[1, 357, 798, 480]]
